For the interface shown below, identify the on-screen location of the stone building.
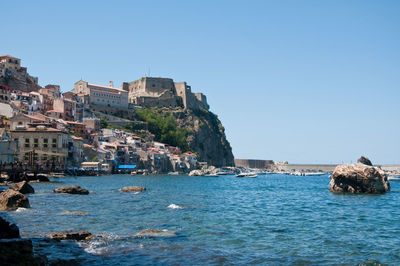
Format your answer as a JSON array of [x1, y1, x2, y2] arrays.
[[123, 77, 209, 110], [83, 117, 100, 131], [0, 55, 39, 92], [72, 80, 129, 109], [10, 125, 69, 167], [39, 85, 61, 113], [9, 113, 50, 130]]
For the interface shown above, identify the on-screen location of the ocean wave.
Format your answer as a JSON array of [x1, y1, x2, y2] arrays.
[[168, 204, 184, 209], [15, 207, 32, 213]]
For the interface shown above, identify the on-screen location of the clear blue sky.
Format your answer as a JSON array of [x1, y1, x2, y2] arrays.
[[2, 0, 399, 164]]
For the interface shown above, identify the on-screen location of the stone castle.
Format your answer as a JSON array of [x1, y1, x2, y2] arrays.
[[122, 77, 209, 110]]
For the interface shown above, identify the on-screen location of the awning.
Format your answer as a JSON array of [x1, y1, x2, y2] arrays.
[[24, 150, 66, 157], [118, 165, 136, 169]]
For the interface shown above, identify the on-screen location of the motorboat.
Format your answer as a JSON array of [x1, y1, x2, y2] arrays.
[[236, 172, 257, 178]]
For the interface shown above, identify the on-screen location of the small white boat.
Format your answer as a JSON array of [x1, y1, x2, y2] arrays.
[[168, 172, 180, 175], [236, 172, 257, 178], [204, 173, 219, 177]]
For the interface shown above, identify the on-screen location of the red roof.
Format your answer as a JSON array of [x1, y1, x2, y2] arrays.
[[23, 114, 46, 122], [0, 55, 20, 60], [88, 83, 126, 93], [66, 121, 85, 126]]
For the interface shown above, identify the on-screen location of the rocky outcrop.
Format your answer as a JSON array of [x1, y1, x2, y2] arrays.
[[0, 239, 47, 265], [189, 166, 218, 176], [0, 189, 30, 210], [184, 109, 234, 167], [120, 186, 146, 193], [357, 156, 372, 166], [134, 229, 176, 238], [45, 231, 93, 241], [10, 181, 34, 194], [0, 216, 20, 239], [53, 185, 89, 195], [329, 162, 390, 194], [0, 216, 46, 265]]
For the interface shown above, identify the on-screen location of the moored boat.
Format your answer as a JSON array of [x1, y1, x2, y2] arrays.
[[236, 172, 257, 178]]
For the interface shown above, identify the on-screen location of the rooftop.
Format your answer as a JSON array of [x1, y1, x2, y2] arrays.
[[88, 83, 126, 93], [0, 55, 20, 60]]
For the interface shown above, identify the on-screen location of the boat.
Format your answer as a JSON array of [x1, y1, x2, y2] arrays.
[[168, 172, 180, 175], [130, 171, 137, 176], [235, 172, 257, 178]]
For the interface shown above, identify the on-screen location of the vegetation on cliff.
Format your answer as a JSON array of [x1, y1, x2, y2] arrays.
[[133, 109, 189, 151]]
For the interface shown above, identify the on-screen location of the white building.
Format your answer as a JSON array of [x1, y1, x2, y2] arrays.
[[73, 80, 128, 109]]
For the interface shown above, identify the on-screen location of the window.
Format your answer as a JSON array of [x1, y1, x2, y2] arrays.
[[24, 153, 29, 161], [43, 138, 48, 148], [34, 138, 39, 147], [25, 138, 30, 148], [52, 138, 57, 148], [42, 154, 48, 161]]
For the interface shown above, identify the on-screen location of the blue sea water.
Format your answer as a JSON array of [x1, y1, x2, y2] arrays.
[[2, 174, 400, 265]]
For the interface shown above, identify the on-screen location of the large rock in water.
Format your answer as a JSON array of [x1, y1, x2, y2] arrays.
[[45, 230, 93, 241], [0, 216, 47, 265], [10, 181, 35, 194], [0, 216, 20, 239], [0, 239, 47, 265], [357, 156, 372, 166], [53, 185, 89, 195], [329, 163, 390, 194], [0, 189, 30, 210]]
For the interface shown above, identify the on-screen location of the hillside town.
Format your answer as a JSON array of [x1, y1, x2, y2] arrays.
[[0, 54, 212, 175]]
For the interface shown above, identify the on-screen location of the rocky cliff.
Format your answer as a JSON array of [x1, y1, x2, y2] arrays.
[[133, 107, 234, 167], [181, 108, 234, 167]]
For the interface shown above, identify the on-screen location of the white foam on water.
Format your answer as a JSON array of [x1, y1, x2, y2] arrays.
[[168, 203, 184, 209], [15, 207, 31, 213]]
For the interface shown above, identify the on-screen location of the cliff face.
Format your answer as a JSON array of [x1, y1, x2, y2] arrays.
[[176, 108, 234, 167], [134, 107, 234, 167]]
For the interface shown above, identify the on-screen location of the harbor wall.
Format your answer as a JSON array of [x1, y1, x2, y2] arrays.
[[234, 159, 274, 169]]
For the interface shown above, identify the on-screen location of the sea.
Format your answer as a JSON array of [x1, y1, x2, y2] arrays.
[[2, 174, 400, 265]]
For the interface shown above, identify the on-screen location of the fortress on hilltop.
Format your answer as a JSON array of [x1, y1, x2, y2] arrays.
[[122, 77, 209, 110]]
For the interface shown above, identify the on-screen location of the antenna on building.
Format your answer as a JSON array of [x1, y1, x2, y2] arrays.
[[148, 68, 151, 77]]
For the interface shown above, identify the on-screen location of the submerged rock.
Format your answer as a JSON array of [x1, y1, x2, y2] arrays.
[[59, 211, 87, 216], [10, 181, 35, 194], [0, 189, 30, 210], [54, 185, 89, 195], [120, 186, 146, 193], [45, 230, 93, 241], [357, 156, 373, 166], [329, 163, 390, 194], [0, 216, 20, 239], [134, 228, 176, 238]]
